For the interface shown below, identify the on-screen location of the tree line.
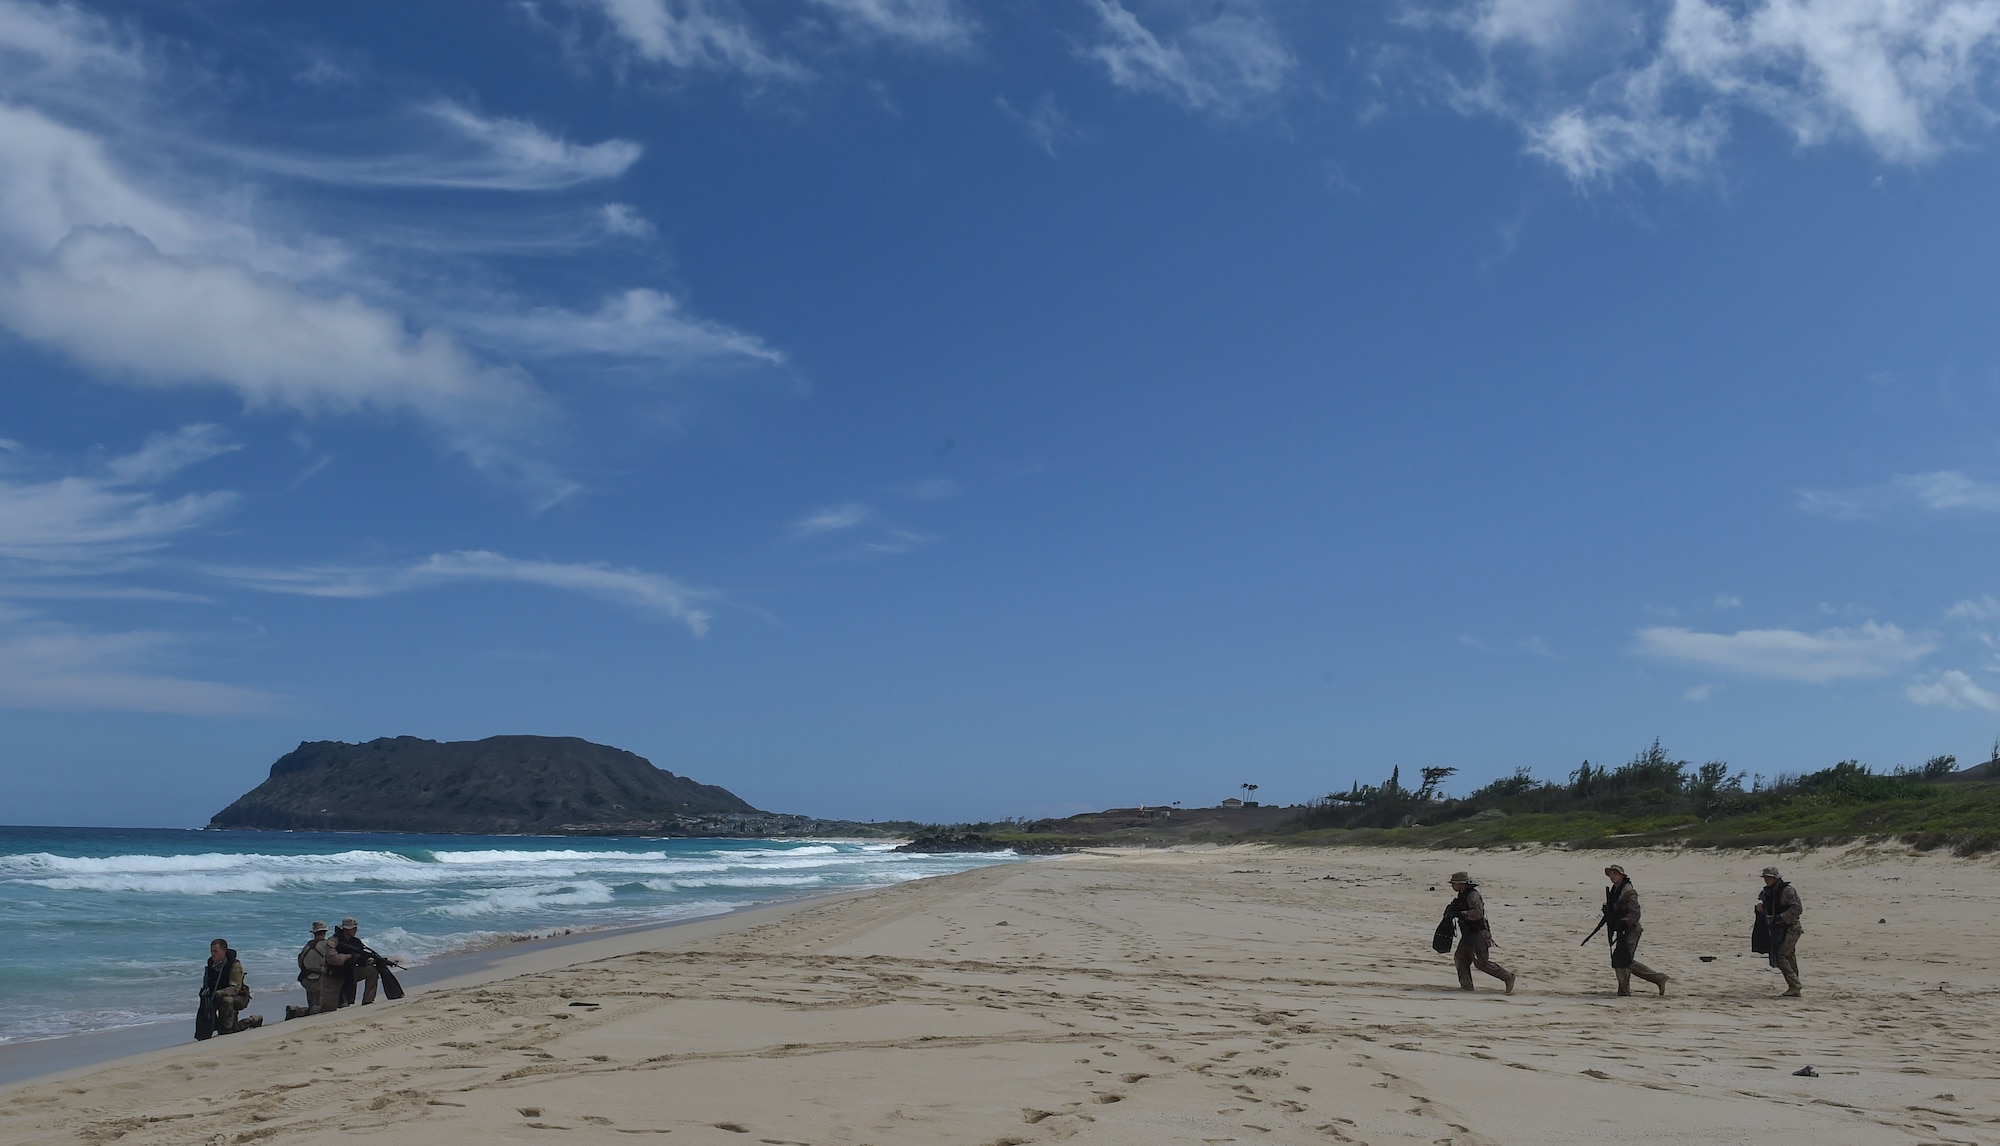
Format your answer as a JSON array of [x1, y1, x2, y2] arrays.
[[1293, 739, 1968, 831]]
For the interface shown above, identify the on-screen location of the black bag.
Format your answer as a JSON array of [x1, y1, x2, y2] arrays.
[[1431, 906, 1456, 953], [1750, 914, 1771, 955], [1610, 933, 1635, 969]]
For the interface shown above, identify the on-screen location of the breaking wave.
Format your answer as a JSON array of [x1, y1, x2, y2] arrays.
[[0, 829, 1021, 1047]]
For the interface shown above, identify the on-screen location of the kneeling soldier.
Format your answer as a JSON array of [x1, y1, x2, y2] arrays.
[[1446, 871, 1517, 994]]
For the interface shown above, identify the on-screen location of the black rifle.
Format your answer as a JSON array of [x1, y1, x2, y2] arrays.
[[358, 944, 407, 1001], [1580, 904, 1615, 947]]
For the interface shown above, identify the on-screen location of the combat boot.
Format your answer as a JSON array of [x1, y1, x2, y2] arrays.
[[1502, 971, 1517, 995]]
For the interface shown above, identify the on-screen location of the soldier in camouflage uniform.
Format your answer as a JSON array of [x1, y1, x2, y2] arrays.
[[1445, 871, 1517, 994], [1756, 866, 1804, 997], [1603, 865, 1668, 997]]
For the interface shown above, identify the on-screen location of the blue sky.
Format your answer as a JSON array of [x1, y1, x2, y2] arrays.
[[6, 0, 2000, 826]]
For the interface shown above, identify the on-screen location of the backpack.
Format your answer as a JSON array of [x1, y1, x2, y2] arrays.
[[298, 940, 328, 979]]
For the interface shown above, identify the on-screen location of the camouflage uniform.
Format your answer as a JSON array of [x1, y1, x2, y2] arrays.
[[297, 923, 344, 1015], [1447, 873, 1516, 994], [1605, 867, 1668, 997], [1757, 868, 1804, 996]]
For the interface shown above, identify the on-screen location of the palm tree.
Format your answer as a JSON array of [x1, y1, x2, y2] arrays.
[[1241, 783, 1259, 803]]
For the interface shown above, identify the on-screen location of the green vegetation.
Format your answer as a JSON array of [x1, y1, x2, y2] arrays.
[[896, 743, 2000, 855], [1275, 741, 2000, 855]]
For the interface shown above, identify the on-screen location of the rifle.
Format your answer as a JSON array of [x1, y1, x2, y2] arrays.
[[359, 945, 407, 1001], [1580, 904, 1616, 947]]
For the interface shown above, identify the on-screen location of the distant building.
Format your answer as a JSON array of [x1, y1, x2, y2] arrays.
[[1221, 797, 1243, 808]]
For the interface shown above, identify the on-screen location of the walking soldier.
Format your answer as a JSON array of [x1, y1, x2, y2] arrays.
[[1755, 866, 1804, 997], [1445, 871, 1516, 994], [1602, 865, 1669, 997]]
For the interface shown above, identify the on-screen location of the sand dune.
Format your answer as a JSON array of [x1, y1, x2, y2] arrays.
[[3, 845, 1995, 1145]]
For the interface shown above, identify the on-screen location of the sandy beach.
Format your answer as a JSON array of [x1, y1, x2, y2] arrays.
[[2, 844, 1995, 1145]]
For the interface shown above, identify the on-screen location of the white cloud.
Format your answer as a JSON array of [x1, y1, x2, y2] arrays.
[[1520, 635, 1561, 658], [1425, 0, 2000, 184], [0, 12, 784, 501], [0, 0, 139, 85], [103, 424, 239, 485], [1457, 633, 1490, 650], [1462, 0, 1625, 54], [236, 103, 644, 191], [0, 100, 541, 455], [1713, 593, 1742, 609], [1799, 470, 2000, 518], [854, 527, 936, 556], [423, 102, 641, 187], [1683, 682, 1717, 701], [806, 0, 976, 51], [1633, 621, 1936, 682], [1895, 471, 2000, 511], [212, 550, 714, 636], [790, 502, 872, 537], [996, 93, 1078, 155], [461, 288, 784, 365], [1945, 594, 2000, 622], [1907, 668, 2000, 711], [0, 430, 236, 565], [0, 102, 248, 265], [600, 202, 657, 238], [0, 225, 540, 424], [571, 0, 807, 80], [0, 620, 288, 715], [1081, 0, 1295, 116]]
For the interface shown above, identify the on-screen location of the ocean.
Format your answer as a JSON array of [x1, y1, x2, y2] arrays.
[[0, 826, 1019, 1046]]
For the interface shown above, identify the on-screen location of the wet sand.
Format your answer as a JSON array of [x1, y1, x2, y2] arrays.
[[2, 845, 1994, 1145]]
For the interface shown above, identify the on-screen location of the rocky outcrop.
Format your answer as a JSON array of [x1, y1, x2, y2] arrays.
[[208, 735, 758, 834]]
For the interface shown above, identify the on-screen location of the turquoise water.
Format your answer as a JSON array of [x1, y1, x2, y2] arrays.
[[0, 827, 1017, 1044]]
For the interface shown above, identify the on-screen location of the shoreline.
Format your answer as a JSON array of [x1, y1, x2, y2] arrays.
[[2, 845, 1995, 1144], [0, 882, 885, 1092]]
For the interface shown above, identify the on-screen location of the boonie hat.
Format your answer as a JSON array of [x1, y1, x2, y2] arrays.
[[310, 920, 327, 932], [1448, 871, 1472, 883], [1604, 864, 1626, 875], [339, 917, 359, 929], [1761, 866, 1781, 878]]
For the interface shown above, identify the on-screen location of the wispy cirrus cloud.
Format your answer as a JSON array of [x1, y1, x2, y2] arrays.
[[1412, 0, 2000, 185], [996, 93, 1078, 156], [806, 0, 977, 52], [566, 0, 809, 80], [0, 619, 289, 715], [211, 551, 715, 636], [1799, 470, 2000, 519], [458, 288, 785, 365], [1519, 635, 1561, 659], [561, 0, 978, 81], [1081, 0, 1295, 116], [785, 500, 938, 557], [1633, 621, 1936, 683], [0, 426, 237, 567], [789, 502, 872, 537], [0, 0, 785, 502], [232, 102, 643, 191]]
